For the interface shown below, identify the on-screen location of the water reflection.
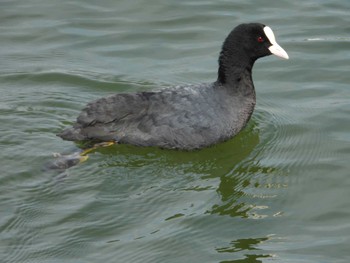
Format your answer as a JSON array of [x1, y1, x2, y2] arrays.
[[220, 254, 271, 263], [64, 120, 279, 223], [209, 156, 279, 218], [217, 237, 272, 263], [42, 119, 285, 262]]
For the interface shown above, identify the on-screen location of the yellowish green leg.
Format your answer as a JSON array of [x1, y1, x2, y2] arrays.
[[79, 141, 117, 157]]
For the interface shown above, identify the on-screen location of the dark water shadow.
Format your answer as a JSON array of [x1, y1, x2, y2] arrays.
[[89, 120, 279, 261], [88, 120, 278, 216]]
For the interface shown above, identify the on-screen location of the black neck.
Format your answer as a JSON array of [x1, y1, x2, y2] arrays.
[[217, 48, 256, 86]]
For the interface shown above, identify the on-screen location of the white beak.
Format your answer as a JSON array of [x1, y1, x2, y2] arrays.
[[264, 26, 289, 60]]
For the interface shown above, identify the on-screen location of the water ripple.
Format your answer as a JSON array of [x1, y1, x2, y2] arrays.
[[2, 0, 350, 262]]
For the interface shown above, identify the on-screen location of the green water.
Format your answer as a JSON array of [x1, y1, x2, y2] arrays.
[[1, 0, 350, 262]]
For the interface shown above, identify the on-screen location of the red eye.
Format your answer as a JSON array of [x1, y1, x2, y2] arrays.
[[257, 36, 264, 43]]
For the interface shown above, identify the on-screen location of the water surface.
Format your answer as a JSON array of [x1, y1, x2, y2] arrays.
[[1, 0, 350, 262]]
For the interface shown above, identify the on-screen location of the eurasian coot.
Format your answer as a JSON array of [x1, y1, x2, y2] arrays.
[[58, 23, 289, 150]]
